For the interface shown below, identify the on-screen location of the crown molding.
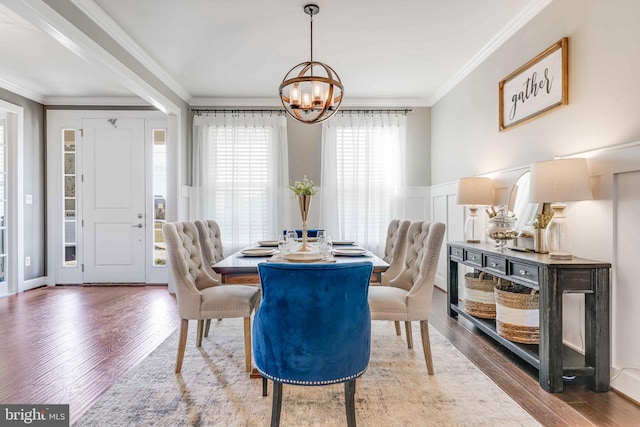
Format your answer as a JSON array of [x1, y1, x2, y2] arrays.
[[0, 77, 44, 104], [427, 0, 554, 105], [70, 0, 192, 104], [190, 97, 429, 108], [43, 96, 152, 106]]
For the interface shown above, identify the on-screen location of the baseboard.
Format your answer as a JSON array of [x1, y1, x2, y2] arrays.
[[20, 276, 49, 291], [611, 368, 640, 404]]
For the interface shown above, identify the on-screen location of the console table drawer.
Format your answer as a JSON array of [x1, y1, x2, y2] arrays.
[[464, 250, 482, 267], [450, 246, 464, 261], [485, 255, 507, 274], [510, 261, 539, 284]]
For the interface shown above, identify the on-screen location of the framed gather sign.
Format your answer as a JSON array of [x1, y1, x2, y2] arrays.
[[499, 37, 568, 131]]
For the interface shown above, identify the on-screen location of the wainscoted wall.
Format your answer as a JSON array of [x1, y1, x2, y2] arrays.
[[431, 142, 640, 402]]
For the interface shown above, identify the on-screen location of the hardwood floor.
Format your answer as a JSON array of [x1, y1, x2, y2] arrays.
[[0, 285, 179, 424], [1, 285, 638, 425]]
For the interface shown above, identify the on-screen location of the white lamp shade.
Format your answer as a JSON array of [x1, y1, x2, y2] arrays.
[[456, 177, 493, 206], [529, 158, 593, 203]]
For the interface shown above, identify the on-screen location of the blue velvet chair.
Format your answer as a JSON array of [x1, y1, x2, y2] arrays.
[[253, 262, 374, 427]]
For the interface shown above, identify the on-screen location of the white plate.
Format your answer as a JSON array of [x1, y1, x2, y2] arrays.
[[332, 240, 355, 245], [257, 240, 279, 247], [332, 248, 369, 256], [240, 248, 277, 257], [283, 252, 327, 263]]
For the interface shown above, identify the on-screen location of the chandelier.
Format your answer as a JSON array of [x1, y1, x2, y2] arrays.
[[279, 4, 343, 124]]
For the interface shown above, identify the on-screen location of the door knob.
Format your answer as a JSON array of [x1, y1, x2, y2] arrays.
[[132, 223, 143, 228], [137, 213, 143, 218]]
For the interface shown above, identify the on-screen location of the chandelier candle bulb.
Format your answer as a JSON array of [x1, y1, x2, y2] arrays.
[[302, 93, 311, 109], [312, 83, 323, 106], [290, 86, 301, 108]]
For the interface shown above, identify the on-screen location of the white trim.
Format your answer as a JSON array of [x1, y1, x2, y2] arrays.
[[190, 97, 430, 108], [0, 77, 45, 104], [427, 0, 553, 105], [70, 0, 192, 104], [22, 276, 48, 291], [43, 96, 153, 106], [0, 99, 24, 294], [1, 0, 181, 115]]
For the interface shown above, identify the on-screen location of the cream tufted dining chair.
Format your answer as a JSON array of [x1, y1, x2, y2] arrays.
[[368, 221, 446, 374], [195, 219, 226, 338], [163, 221, 260, 373], [380, 219, 410, 286], [195, 219, 224, 281], [379, 220, 410, 337]]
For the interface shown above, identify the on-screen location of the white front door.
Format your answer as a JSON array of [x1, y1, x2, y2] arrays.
[[82, 118, 146, 283]]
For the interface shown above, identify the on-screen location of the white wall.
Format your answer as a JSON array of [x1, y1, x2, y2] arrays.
[[430, 0, 640, 401]]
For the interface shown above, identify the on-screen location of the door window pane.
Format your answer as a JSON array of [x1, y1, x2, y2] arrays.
[[152, 129, 166, 266], [62, 129, 77, 267]]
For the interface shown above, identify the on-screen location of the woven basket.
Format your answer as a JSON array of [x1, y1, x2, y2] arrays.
[[494, 279, 540, 344], [463, 272, 496, 319]]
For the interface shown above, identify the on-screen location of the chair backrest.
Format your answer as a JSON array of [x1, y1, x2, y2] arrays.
[[195, 219, 224, 279], [381, 219, 410, 285], [253, 262, 373, 385], [163, 221, 218, 319], [388, 221, 446, 319]]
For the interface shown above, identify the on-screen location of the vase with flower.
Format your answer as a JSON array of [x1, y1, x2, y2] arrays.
[[532, 204, 553, 253], [290, 176, 318, 252]]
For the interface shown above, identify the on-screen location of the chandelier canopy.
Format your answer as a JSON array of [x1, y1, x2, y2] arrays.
[[279, 4, 343, 124]]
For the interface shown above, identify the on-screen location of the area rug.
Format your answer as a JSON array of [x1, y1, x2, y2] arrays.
[[74, 320, 540, 426]]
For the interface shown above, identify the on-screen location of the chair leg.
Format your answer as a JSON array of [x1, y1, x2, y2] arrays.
[[175, 319, 189, 373], [394, 321, 401, 336], [345, 380, 357, 427], [204, 319, 211, 337], [405, 321, 413, 349], [271, 382, 283, 427], [262, 377, 268, 397], [420, 320, 434, 375], [244, 316, 252, 373], [196, 319, 204, 347]]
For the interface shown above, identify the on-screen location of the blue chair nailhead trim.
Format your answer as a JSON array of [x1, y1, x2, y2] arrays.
[[255, 367, 367, 386]]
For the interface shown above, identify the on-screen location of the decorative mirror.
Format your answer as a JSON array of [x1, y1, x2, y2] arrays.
[[508, 171, 541, 232]]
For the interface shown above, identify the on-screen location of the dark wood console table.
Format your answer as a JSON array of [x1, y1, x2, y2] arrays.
[[447, 241, 611, 393]]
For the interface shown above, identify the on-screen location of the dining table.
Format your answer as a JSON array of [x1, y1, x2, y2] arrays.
[[212, 243, 389, 285]]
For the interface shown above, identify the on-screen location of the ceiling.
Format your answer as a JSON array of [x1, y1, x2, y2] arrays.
[[0, 0, 552, 108]]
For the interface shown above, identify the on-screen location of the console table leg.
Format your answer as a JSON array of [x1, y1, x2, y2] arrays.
[[448, 259, 459, 317], [585, 267, 611, 392], [539, 268, 564, 392]]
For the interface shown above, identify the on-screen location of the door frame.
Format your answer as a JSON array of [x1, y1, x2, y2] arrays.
[[46, 110, 168, 285], [0, 99, 24, 295]]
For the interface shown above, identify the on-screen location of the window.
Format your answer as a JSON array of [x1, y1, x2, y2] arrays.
[[321, 113, 406, 255], [152, 129, 166, 265], [192, 113, 289, 253], [62, 129, 77, 267]]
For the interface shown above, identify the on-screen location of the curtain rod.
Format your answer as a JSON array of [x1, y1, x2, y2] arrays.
[[192, 109, 285, 115], [191, 108, 412, 115], [336, 109, 412, 115]]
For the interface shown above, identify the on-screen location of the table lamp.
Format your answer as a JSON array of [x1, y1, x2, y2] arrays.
[[529, 158, 592, 259], [456, 177, 494, 243]]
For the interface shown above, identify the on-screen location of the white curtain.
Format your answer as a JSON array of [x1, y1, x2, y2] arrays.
[[320, 112, 406, 256], [191, 112, 290, 254]]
